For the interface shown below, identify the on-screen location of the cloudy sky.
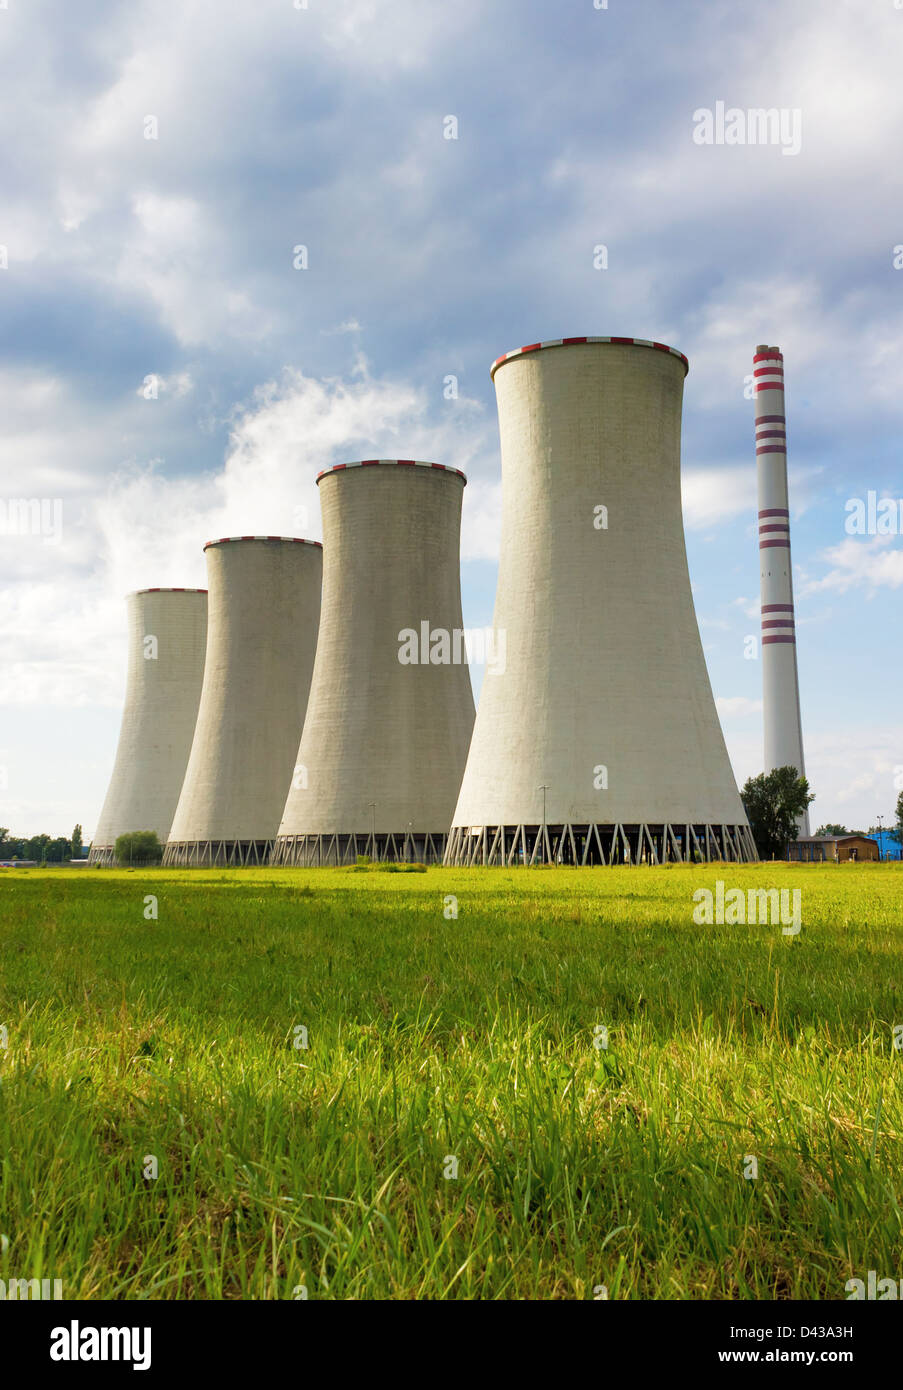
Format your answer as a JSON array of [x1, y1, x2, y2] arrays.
[[2, 0, 902, 840]]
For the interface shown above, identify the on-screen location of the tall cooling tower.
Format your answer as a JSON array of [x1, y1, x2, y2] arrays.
[[446, 335, 757, 867], [272, 460, 475, 866], [89, 588, 208, 864], [754, 345, 810, 837], [164, 537, 323, 866]]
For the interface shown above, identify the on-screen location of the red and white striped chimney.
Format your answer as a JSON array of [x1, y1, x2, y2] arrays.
[[754, 344, 809, 836]]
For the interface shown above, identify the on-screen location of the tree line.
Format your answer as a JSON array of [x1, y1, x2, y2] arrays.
[[0, 825, 85, 862], [740, 772, 903, 859]]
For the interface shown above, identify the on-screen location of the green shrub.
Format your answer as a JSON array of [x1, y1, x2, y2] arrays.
[[113, 831, 163, 865]]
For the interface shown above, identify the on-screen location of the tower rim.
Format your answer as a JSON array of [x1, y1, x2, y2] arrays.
[[316, 460, 467, 485], [489, 336, 690, 380]]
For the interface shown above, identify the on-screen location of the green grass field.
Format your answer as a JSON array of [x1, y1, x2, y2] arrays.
[[0, 863, 900, 1299]]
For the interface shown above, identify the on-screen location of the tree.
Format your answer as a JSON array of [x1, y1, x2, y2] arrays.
[[815, 823, 848, 836], [891, 791, 903, 846], [114, 831, 163, 866], [71, 824, 83, 858], [741, 766, 814, 859]]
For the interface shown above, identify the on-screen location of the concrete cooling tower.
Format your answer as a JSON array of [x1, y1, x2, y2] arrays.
[[89, 588, 208, 864], [272, 460, 475, 866], [754, 345, 810, 837], [445, 335, 757, 866], [164, 537, 323, 866]]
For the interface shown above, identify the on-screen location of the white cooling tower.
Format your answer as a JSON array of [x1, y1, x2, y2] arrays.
[[754, 345, 810, 837], [272, 460, 475, 865], [89, 588, 208, 864], [164, 537, 323, 866], [445, 335, 757, 866]]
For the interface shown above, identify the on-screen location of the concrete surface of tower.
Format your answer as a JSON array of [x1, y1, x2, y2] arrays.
[[272, 460, 475, 866], [754, 344, 810, 837], [445, 335, 756, 866], [164, 537, 322, 866], [88, 588, 208, 864]]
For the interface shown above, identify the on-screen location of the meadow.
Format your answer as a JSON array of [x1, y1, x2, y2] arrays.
[[0, 862, 900, 1300]]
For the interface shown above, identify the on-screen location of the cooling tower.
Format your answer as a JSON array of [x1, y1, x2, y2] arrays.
[[164, 537, 323, 866], [272, 460, 475, 866], [445, 335, 757, 866], [754, 345, 810, 837], [89, 588, 208, 864]]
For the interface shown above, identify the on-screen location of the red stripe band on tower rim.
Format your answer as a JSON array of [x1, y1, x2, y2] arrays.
[[203, 537, 322, 549], [316, 459, 467, 484], [754, 367, 785, 378], [762, 619, 795, 630], [756, 427, 786, 436], [762, 635, 796, 645], [759, 508, 789, 518], [757, 445, 788, 455], [762, 603, 793, 612], [759, 524, 790, 533], [755, 382, 785, 392], [756, 416, 786, 424], [760, 539, 791, 549], [490, 336, 690, 379], [753, 352, 784, 364]]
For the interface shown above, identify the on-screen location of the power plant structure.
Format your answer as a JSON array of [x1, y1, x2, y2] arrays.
[[754, 344, 810, 836], [89, 588, 208, 864], [164, 537, 323, 866], [445, 335, 757, 866], [272, 460, 475, 866]]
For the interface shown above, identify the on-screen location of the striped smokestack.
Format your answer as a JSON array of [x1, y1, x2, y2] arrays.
[[754, 344, 809, 836]]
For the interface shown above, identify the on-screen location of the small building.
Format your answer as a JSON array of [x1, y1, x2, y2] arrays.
[[871, 829, 901, 861], [788, 834, 880, 863]]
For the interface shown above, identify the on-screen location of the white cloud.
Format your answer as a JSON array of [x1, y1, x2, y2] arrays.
[[0, 364, 496, 714], [804, 725, 903, 825], [803, 535, 903, 596], [682, 467, 756, 528]]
